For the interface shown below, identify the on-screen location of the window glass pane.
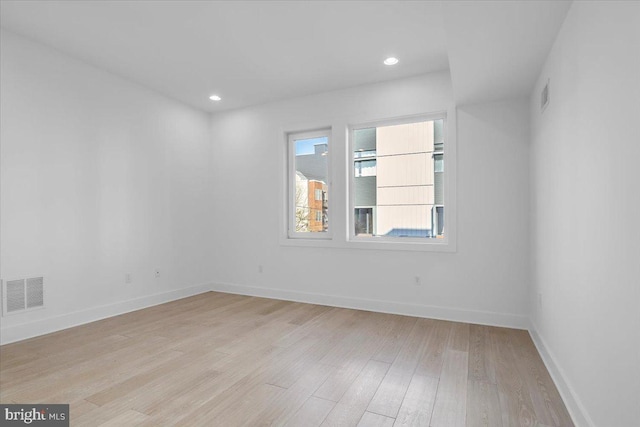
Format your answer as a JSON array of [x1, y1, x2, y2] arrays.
[[354, 207, 374, 235], [353, 119, 444, 239], [354, 159, 377, 177], [293, 135, 328, 233], [434, 119, 444, 147], [434, 154, 444, 172], [354, 149, 376, 159], [436, 206, 445, 236]]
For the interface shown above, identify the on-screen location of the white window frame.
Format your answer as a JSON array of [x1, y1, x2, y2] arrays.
[[280, 109, 456, 253], [287, 128, 332, 240], [347, 112, 454, 250]]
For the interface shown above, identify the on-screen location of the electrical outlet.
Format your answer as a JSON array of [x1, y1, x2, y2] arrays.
[[414, 276, 421, 286], [125, 273, 132, 284], [155, 269, 161, 278]]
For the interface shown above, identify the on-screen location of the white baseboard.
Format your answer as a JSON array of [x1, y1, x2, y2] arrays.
[[210, 282, 529, 330], [0, 282, 213, 345], [528, 321, 595, 427]]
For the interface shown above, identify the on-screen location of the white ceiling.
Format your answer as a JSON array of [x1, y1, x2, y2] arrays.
[[0, 1, 571, 112], [442, 0, 572, 105], [0, 1, 449, 112]]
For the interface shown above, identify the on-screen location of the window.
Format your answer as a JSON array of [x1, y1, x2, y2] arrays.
[[282, 111, 454, 251], [350, 116, 446, 240], [288, 129, 330, 238], [434, 206, 444, 237], [434, 154, 444, 172], [354, 159, 376, 177], [354, 207, 374, 235]]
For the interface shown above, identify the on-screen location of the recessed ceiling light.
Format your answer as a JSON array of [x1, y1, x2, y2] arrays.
[[209, 95, 222, 101], [384, 57, 399, 66]]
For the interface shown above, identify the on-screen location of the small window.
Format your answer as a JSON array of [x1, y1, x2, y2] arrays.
[[434, 154, 444, 172], [354, 159, 377, 177], [288, 130, 330, 238], [350, 116, 445, 240], [434, 206, 444, 237], [354, 149, 376, 159], [355, 207, 374, 235]]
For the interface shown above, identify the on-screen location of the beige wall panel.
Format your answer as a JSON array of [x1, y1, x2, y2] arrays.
[[376, 205, 432, 236], [377, 121, 433, 156], [377, 185, 434, 206], [377, 153, 434, 187]]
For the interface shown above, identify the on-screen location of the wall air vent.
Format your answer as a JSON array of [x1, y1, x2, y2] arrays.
[[541, 79, 550, 112], [26, 277, 44, 308], [2, 277, 45, 316]]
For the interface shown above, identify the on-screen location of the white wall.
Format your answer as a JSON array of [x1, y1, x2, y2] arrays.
[[529, 2, 640, 426], [0, 30, 214, 343], [210, 72, 531, 328]]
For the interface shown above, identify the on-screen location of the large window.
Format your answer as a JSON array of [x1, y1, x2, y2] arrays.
[[283, 112, 454, 251], [350, 116, 445, 240], [287, 129, 330, 238]]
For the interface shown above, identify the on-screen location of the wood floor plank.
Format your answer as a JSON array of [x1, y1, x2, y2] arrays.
[[265, 310, 374, 390], [358, 411, 396, 427], [284, 396, 336, 427], [166, 335, 327, 424], [265, 333, 344, 389], [248, 363, 335, 426], [413, 319, 451, 378], [314, 313, 395, 402], [466, 380, 502, 427], [274, 307, 358, 349], [1, 334, 133, 387], [393, 374, 438, 427], [133, 368, 221, 416], [430, 349, 469, 427], [448, 322, 470, 352], [467, 325, 497, 384], [366, 318, 432, 418], [318, 311, 384, 368], [70, 399, 100, 420], [490, 328, 538, 427], [509, 330, 574, 426], [0, 292, 573, 427], [321, 360, 390, 427], [3, 339, 182, 403], [371, 315, 418, 364], [208, 383, 286, 426], [96, 409, 149, 427], [84, 351, 205, 406], [314, 358, 371, 403], [288, 303, 332, 326]]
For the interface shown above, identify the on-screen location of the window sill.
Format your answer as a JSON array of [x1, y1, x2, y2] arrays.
[[279, 236, 456, 252], [346, 237, 455, 252]]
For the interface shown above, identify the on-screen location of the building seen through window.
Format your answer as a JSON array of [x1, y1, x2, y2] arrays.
[[292, 136, 329, 233], [353, 118, 445, 238]]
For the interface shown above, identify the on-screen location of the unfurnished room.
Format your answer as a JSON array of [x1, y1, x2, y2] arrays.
[[0, 1, 638, 426]]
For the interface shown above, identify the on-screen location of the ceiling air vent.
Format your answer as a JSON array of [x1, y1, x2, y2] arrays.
[[541, 79, 550, 112], [2, 276, 45, 315]]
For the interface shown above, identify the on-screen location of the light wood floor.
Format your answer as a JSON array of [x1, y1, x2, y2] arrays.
[[0, 292, 573, 426]]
